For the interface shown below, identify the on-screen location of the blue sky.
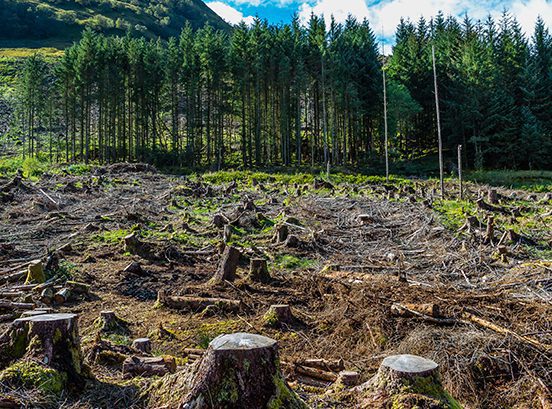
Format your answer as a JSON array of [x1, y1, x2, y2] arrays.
[[207, 0, 552, 43]]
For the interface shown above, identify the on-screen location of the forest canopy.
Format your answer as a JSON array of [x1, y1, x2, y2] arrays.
[[3, 11, 552, 171]]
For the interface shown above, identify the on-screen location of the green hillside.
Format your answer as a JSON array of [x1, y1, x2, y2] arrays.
[[0, 0, 229, 47]]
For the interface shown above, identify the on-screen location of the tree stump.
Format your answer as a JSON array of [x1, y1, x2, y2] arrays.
[[488, 189, 498, 204], [0, 313, 89, 382], [337, 370, 360, 387], [249, 258, 270, 282], [180, 332, 306, 409], [213, 214, 227, 228], [96, 310, 128, 333], [24, 260, 45, 285], [263, 304, 294, 327], [272, 224, 289, 244], [132, 338, 152, 354], [213, 246, 241, 283], [359, 354, 459, 408]]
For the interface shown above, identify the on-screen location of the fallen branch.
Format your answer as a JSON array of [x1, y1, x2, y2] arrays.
[[462, 312, 552, 353]]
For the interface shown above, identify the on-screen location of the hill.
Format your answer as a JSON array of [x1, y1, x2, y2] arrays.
[[0, 0, 229, 47]]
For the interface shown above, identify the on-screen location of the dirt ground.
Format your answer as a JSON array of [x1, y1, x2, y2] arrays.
[[0, 165, 550, 408]]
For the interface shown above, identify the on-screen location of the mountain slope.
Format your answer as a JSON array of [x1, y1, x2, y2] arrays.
[[0, 0, 229, 46]]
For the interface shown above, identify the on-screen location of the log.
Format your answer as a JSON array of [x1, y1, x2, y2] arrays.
[[295, 364, 338, 382], [0, 291, 24, 299], [391, 303, 441, 318], [0, 301, 35, 310], [180, 332, 306, 408], [249, 258, 270, 282], [122, 355, 176, 378], [66, 280, 90, 295], [296, 358, 345, 373], [40, 287, 54, 305], [0, 270, 26, 284], [213, 245, 241, 282], [462, 312, 552, 353], [54, 287, 71, 304], [157, 291, 242, 313], [132, 338, 152, 354]]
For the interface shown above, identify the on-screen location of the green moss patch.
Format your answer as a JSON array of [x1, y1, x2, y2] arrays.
[[0, 360, 67, 396]]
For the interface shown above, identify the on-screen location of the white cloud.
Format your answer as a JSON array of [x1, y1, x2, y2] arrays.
[[207, 1, 256, 25], [297, 0, 552, 39]]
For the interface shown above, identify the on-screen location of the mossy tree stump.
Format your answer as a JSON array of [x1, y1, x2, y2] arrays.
[[361, 354, 460, 409], [180, 332, 306, 409], [263, 304, 294, 327], [0, 313, 89, 384], [96, 310, 128, 334]]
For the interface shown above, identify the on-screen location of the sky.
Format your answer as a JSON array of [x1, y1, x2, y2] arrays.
[[206, 0, 552, 44]]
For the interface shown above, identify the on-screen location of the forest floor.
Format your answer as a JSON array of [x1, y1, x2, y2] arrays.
[[0, 165, 550, 408]]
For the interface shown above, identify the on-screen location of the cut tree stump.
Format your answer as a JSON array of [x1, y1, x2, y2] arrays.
[[263, 304, 294, 327], [157, 290, 242, 313], [212, 214, 228, 228], [24, 260, 45, 285], [358, 354, 459, 408], [132, 338, 152, 354], [180, 332, 306, 409], [122, 355, 176, 378], [96, 310, 128, 333], [337, 370, 360, 386], [40, 287, 54, 305], [249, 258, 270, 282], [213, 246, 241, 282], [0, 313, 89, 382], [488, 189, 498, 204], [272, 224, 289, 244]]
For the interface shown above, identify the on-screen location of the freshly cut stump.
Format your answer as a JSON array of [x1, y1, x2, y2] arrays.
[[180, 332, 306, 409], [360, 354, 459, 408], [0, 313, 89, 382]]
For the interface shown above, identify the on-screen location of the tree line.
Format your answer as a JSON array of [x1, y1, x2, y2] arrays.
[[6, 11, 552, 170]]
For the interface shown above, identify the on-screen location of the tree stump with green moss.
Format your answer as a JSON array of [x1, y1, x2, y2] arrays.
[[24, 260, 45, 285], [96, 310, 128, 333], [0, 313, 89, 384], [180, 332, 307, 409], [360, 354, 461, 409], [263, 304, 293, 327]]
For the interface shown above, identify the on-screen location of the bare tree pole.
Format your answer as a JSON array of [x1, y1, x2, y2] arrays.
[[382, 29, 389, 182], [458, 145, 463, 200], [432, 45, 444, 197]]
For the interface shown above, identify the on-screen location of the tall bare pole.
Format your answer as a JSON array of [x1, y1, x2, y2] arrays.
[[432, 45, 444, 197], [382, 28, 389, 182], [458, 145, 463, 200]]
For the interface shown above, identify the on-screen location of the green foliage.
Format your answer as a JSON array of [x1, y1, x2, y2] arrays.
[[0, 360, 67, 396], [432, 200, 476, 230], [93, 229, 130, 244], [273, 254, 317, 271], [465, 170, 552, 192]]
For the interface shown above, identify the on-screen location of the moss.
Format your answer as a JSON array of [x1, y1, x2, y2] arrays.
[[267, 373, 308, 409], [263, 309, 279, 327], [0, 360, 67, 396]]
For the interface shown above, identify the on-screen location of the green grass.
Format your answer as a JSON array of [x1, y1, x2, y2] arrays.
[[92, 229, 130, 244], [0, 47, 64, 58], [432, 199, 476, 231], [273, 254, 318, 271], [466, 170, 552, 192]]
